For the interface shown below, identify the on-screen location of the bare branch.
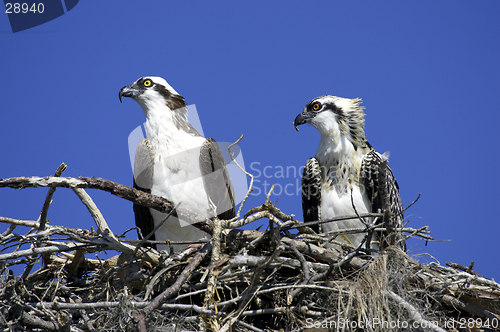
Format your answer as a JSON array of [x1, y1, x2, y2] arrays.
[[0, 176, 213, 235], [134, 242, 212, 331], [387, 290, 447, 332], [226, 134, 255, 221], [39, 163, 67, 230]]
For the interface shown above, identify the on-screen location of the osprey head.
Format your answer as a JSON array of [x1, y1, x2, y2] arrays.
[[119, 76, 186, 111], [294, 95, 369, 147], [119, 76, 201, 136]]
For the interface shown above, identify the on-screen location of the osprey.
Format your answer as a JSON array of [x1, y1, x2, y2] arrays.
[[294, 95, 404, 252], [119, 76, 235, 253]]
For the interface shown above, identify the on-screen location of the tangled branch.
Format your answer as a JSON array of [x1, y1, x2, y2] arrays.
[[1, 159, 499, 331]]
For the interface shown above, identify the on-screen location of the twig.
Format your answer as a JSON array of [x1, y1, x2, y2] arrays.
[[436, 294, 499, 320], [227, 229, 369, 270], [0, 242, 88, 261], [71, 187, 161, 265], [283, 212, 384, 230], [133, 202, 181, 255], [402, 225, 433, 242], [240, 306, 322, 317], [204, 214, 222, 326], [309, 233, 373, 283], [400, 192, 421, 215], [39, 163, 67, 230], [226, 200, 297, 229], [59, 285, 98, 332], [134, 242, 212, 331], [72, 188, 117, 241], [143, 247, 199, 301], [226, 134, 254, 221], [448, 271, 500, 290], [0, 216, 42, 229], [387, 290, 446, 332], [226, 254, 329, 274], [222, 244, 284, 330], [29, 301, 265, 332], [215, 283, 339, 311], [25, 159, 65, 280], [285, 243, 311, 304], [446, 261, 482, 277], [14, 308, 61, 331], [31, 301, 215, 313]]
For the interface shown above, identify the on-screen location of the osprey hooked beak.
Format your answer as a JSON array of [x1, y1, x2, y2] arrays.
[[293, 111, 313, 132], [119, 84, 141, 102]]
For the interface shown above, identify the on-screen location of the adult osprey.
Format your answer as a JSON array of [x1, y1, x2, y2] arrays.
[[294, 95, 404, 252], [119, 76, 235, 253]]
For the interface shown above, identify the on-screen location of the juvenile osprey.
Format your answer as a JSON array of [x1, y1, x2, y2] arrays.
[[294, 95, 404, 252], [119, 76, 235, 253]]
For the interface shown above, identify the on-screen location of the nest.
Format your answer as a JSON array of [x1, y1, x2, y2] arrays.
[[1, 165, 499, 332]]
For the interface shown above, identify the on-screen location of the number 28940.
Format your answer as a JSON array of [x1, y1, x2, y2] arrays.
[[5, 3, 45, 14]]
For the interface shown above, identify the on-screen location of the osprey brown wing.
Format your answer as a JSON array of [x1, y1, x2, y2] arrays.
[[199, 138, 235, 220], [301, 157, 322, 233], [133, 138, 156, 245]]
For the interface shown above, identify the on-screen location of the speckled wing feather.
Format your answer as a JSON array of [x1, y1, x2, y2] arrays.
[[133, 138, 156, 245], [301, 157, 322, 233], [360, 150, 405, 250], [199, 138, 235, 220]]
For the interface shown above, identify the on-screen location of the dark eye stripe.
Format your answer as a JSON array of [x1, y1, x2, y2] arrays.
[[324, 102, 344, 116]]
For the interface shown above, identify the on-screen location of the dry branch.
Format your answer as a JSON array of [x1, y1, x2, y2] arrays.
[[134, 242, 212, 331], [0, 176, 213, 236]]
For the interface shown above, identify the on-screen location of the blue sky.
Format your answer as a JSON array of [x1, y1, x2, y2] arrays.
[[1, 1, 499, 279]]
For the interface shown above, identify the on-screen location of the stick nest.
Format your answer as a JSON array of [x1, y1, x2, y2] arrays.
[[1, 169, 499, 332]]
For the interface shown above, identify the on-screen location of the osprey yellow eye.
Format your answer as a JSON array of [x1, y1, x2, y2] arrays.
[[143, 79, 152, 87], [312, 102, 321, 111]]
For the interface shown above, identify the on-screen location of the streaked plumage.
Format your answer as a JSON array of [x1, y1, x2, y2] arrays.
[[294, 95, 404, 252], [119, 76, 235, 253]]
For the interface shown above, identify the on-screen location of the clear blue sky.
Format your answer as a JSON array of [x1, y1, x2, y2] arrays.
[[1, 1, 499, 279]]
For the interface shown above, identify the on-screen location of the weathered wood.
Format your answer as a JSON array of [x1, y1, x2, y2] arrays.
[[0, 175, 214, 235]]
